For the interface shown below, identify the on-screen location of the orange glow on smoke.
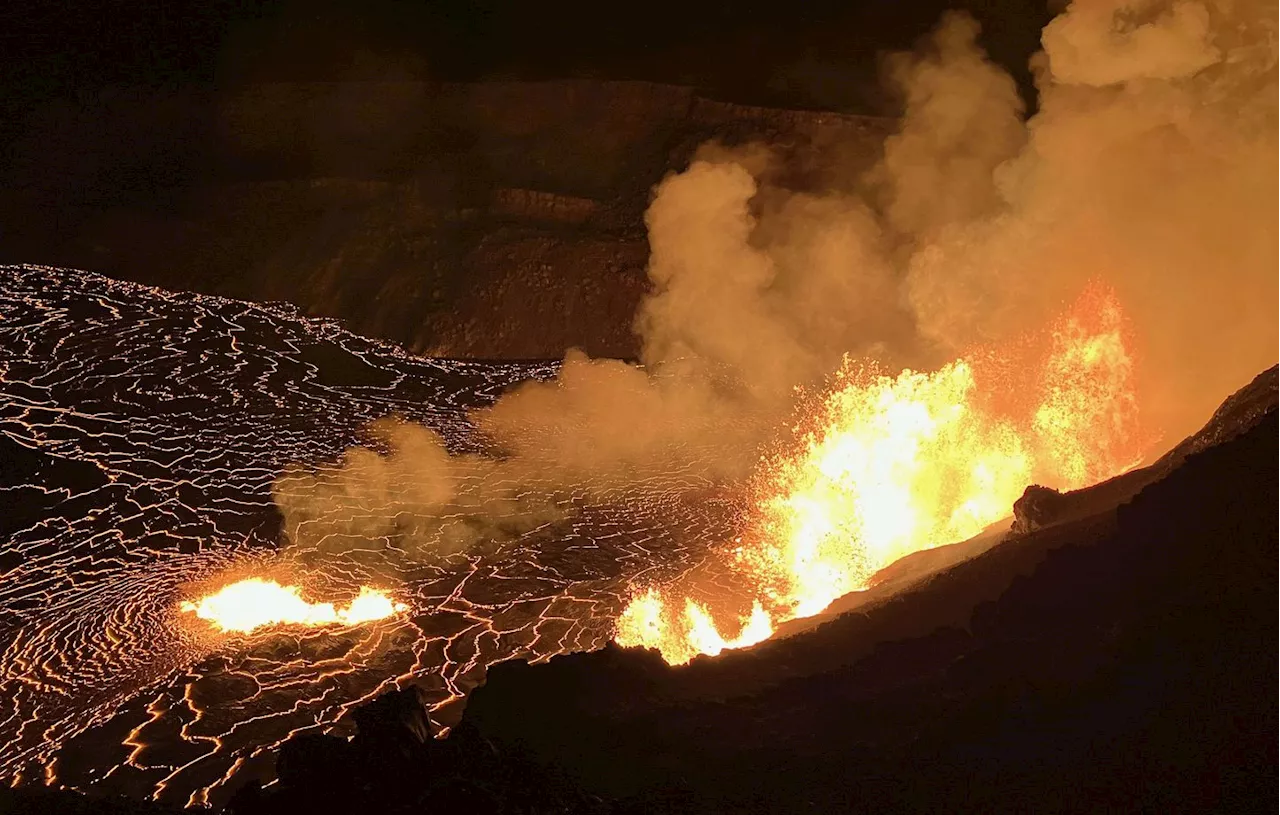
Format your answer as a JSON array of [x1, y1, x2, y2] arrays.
[[616, 285, 1149, 664], [180, 578, 407, 633]]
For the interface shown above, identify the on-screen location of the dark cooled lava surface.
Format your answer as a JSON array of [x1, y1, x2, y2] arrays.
[[0, 264, 739, 807]]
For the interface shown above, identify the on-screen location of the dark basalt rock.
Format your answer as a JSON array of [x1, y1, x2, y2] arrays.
[[218, 688, 606, 815], [272, 734, 360, 810], [1011, 484, 1067, 534], [0, 787, 185, 815], [1155, 363, 1279, 467], [351, 684, 433, 747], [1002, 364, 1278, 537]]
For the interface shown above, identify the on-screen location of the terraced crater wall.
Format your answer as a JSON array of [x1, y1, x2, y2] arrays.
[[0, 80, 892, 359]]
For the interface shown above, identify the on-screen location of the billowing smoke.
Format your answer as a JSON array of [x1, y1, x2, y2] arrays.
[[275, 0, 1277, 565], [903, 1, 1277, 438]]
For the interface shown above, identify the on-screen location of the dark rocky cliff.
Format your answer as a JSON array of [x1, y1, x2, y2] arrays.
[[0, 80, 891, 359]]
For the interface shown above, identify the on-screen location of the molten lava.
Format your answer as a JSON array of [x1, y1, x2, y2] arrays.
[[616, 286, 1149, 664], [180, 579, 408, 633], [616, 589, 774, 665]]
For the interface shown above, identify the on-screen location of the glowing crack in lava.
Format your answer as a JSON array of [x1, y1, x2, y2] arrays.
[[0, 266, 629, 807], [181, 579, 408, 633], [0, 265, 749, 807], [616, 286, 1149, 664]]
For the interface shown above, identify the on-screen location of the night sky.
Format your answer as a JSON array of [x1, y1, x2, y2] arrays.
[[4, 0, 1051, 114]]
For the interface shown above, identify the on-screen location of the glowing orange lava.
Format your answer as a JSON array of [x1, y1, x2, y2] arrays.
[[616, 588, 774, 666], [180, 578, 408, 633], [616, 285, 1149, 664]]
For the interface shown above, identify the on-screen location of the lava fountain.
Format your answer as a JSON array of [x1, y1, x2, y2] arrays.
[[180, 579, 408, 633], [617, 284, 1149, 664]]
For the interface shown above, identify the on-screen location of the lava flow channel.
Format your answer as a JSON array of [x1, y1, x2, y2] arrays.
[[616, 285, 1150, 664]]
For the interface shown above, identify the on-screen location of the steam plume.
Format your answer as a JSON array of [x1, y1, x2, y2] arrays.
[[275, 0, 1277, 569], [904, 0, 1277, 438]]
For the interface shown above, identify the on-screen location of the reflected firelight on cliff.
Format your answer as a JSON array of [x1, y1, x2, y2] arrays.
[[617, 284, 1150, 664]]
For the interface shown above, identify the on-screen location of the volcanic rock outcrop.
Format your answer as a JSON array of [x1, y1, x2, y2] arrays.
[[1010, 485, 1066, 534]]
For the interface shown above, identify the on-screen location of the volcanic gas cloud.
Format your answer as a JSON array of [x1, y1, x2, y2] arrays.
[[272, 0, 1277, 663]]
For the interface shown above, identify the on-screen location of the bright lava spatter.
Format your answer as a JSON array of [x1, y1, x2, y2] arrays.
[[180, 579, 407, 633], [616, 284, 1149, 665], [0, 266, 739, 807]]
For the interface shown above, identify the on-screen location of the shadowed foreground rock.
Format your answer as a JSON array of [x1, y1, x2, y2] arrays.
[[220, 686, 605, 815], [1010, 484, 1066, 533]]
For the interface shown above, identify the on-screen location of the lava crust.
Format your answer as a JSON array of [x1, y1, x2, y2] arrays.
[[0, 264, 736, 807]]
